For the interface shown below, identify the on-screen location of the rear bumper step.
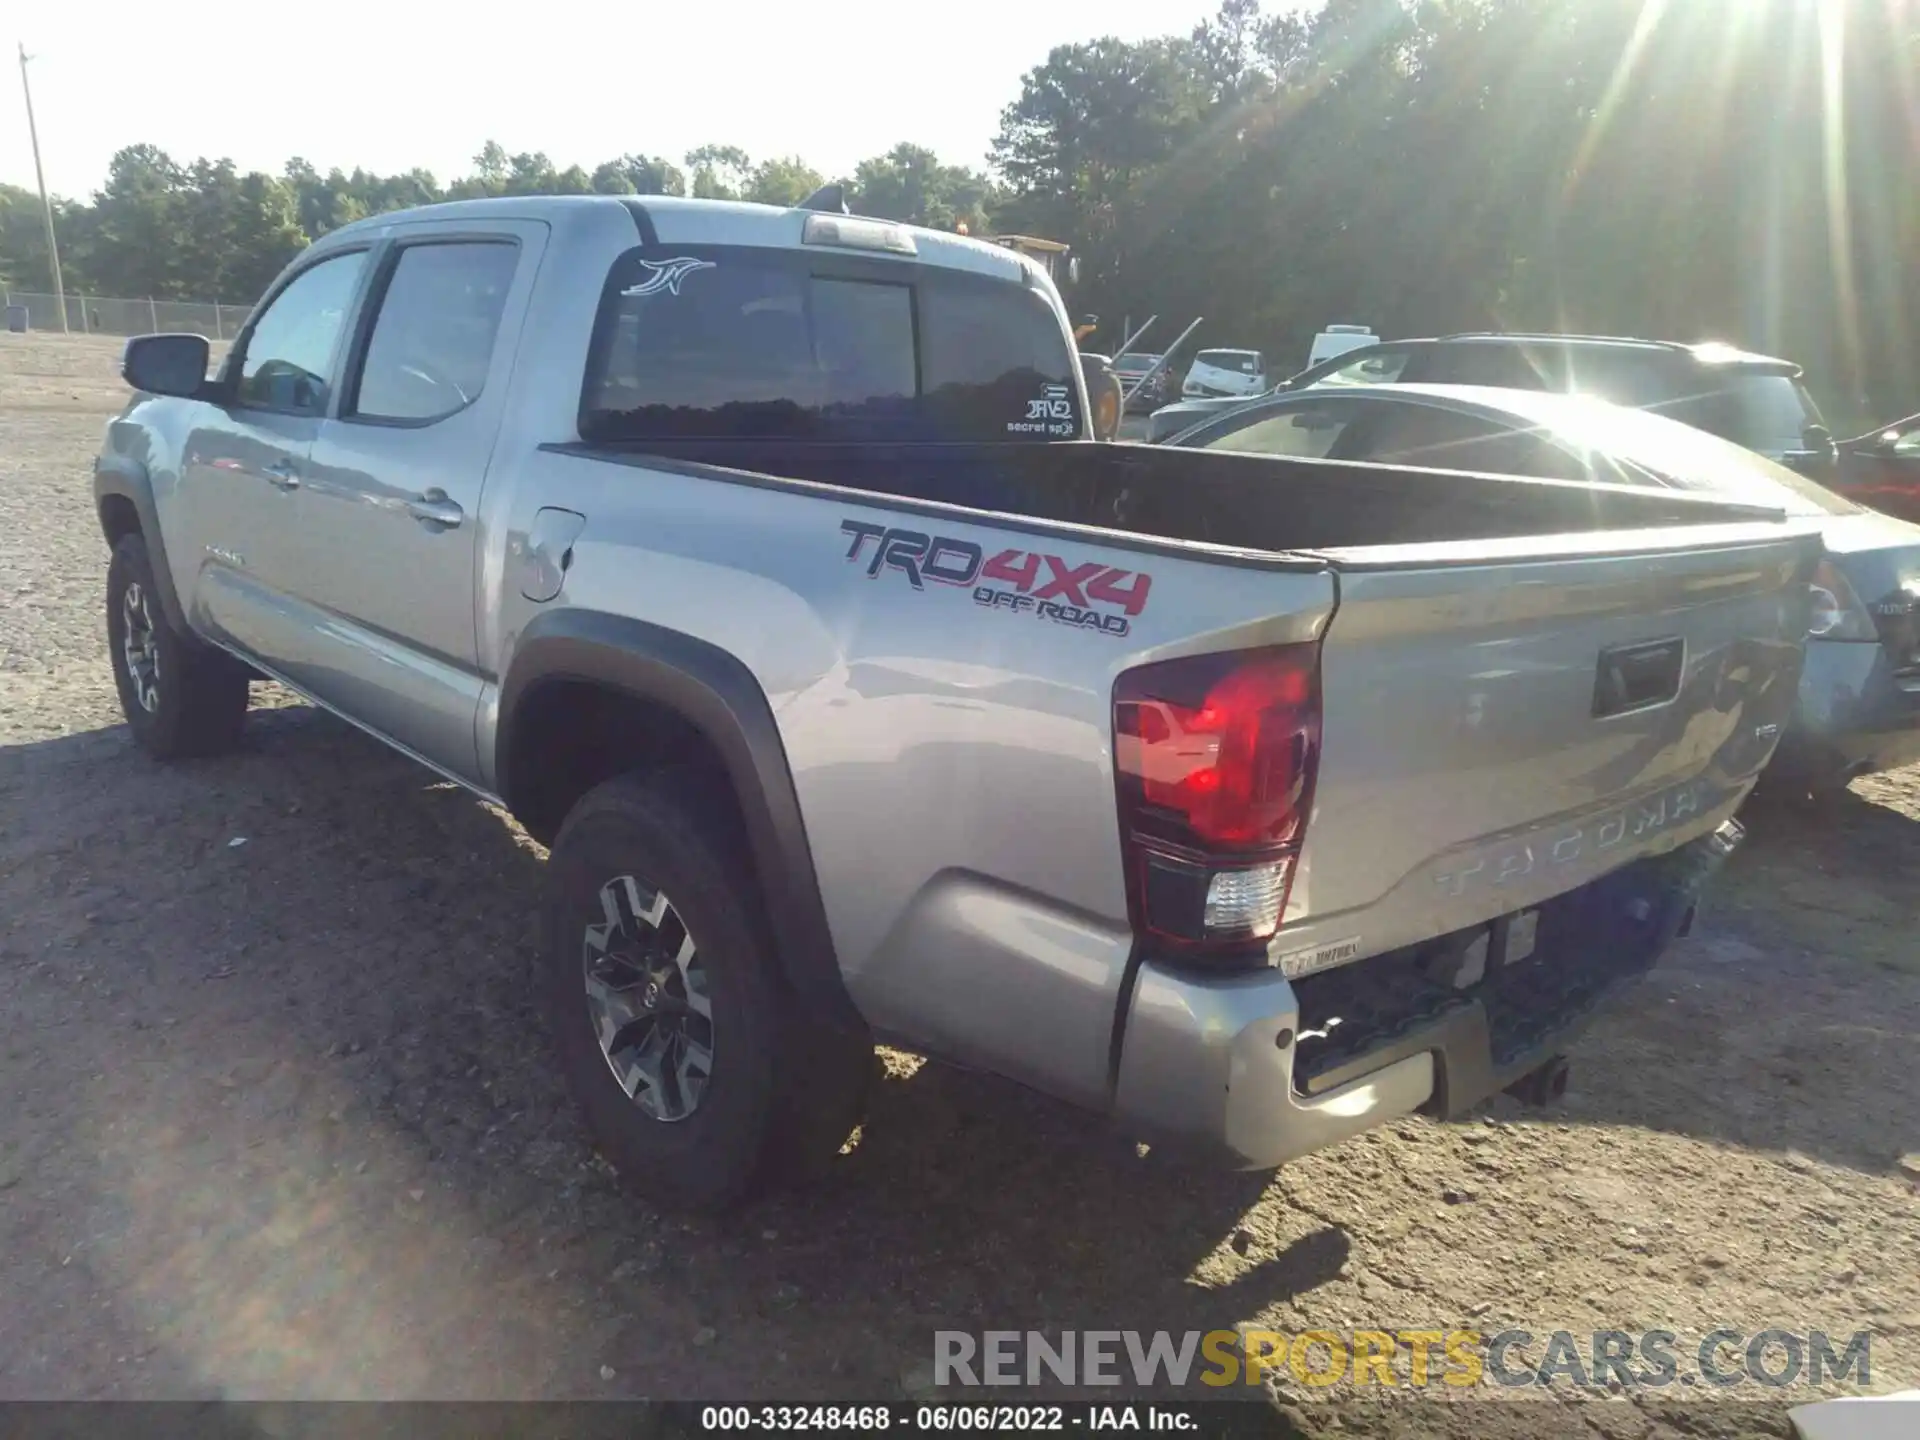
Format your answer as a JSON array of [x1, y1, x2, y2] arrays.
[[1110, 820, 1743, 1168]]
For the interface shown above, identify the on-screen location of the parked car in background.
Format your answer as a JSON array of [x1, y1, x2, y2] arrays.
[[1148, 333, 1839, 470], [1307, 324, 1376, 367], [1183, 348, 1267, 399], [1835, 413, 1920, 523], [1113, 352, 1174, 412], [1164, 384, 1920, 797]]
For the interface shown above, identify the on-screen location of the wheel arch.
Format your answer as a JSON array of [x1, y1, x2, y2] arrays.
[[93, 457, 190, 632], [497, 609, 865, 1036]]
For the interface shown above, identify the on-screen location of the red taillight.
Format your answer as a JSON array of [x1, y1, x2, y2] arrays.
[[1113, 644, 1322, 960]]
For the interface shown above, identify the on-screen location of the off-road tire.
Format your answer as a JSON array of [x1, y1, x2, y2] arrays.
[[542, 768, 872, 1211], [106, 533, 250, 760]]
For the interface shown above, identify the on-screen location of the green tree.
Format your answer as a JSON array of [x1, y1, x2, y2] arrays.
[[851, 144, 993, 231], [590, 154, 687, 196], [686, 144, 752, 199], [744, 155, 825, 207], [85, 145, 189, 299], [0, 182, 86, 293]]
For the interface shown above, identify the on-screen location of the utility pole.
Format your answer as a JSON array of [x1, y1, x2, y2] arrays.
[[18, 43, 69, 333]]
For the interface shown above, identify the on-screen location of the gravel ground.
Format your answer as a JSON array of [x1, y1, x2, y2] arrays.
[[2, 336, 1917, 1432]]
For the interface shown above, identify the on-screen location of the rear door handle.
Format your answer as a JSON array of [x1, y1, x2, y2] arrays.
[[263, 459, 300, 490], [405, 489, 464, 528]]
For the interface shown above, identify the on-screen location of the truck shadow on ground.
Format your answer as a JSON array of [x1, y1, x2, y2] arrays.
[[3, 705, 1915, 1398], [1444, 780, 1920, 1172], [1, 704, 1350, 1398]]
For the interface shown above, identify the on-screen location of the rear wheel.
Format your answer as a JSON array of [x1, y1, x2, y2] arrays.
[[106, 533, 250, 759], [542, 769, 871, 1211]]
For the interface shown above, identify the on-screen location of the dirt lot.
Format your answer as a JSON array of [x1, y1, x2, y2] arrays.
[[2, 335, 1917, 1430]]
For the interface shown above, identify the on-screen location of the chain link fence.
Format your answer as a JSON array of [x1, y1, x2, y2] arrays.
[[3, 291, 256, 340]]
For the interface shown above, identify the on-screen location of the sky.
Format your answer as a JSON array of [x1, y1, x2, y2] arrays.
[[7, 0, 1248, 201]]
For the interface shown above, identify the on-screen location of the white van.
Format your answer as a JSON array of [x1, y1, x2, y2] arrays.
[[1183, 348, 1267, 399], [1308, 324, 1376, 367]]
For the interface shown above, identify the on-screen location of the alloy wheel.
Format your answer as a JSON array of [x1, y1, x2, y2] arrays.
[[120, 581, 161, 713], [582, 875, 715, 1121]]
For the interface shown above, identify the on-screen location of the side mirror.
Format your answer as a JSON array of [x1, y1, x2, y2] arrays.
[[122, 333, 212, 398]]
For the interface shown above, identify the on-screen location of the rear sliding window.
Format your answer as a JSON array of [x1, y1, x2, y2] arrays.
[[580, 246, 1078, 443]]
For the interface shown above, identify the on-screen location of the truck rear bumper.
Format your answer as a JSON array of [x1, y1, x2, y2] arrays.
[[1115, 962, 1438, 1169], [1111, 821, 1744, 1169]]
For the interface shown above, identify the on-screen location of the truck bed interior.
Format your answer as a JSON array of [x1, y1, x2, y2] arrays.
[[552, 439, 1789, 558]]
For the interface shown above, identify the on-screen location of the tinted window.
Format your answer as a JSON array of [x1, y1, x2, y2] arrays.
[[1719, 374, 1825, 453], [236, 252, 367, 413], [582, 247, 1073, 443], [351, 242, 519, 423], [919, 279, 1077, 437], [1189, 401, 1363, 459], [1423, 344, 1558, 390], [1305, 346, 1417, 389], [1560, 349, 1690, 407]]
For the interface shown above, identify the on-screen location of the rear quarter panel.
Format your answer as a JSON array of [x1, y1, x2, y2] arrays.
[[488, 454, 1337, 1105]]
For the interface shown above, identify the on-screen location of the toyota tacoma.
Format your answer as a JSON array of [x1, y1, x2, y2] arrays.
[[94, 194, 1819, 1210]]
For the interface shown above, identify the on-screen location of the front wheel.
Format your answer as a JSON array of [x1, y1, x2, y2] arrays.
[[542, 769, 871, 1211], [106, 533, 250, 759]]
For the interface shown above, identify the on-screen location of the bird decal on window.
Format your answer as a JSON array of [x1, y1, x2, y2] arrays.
[[622, 257, 716, 298]]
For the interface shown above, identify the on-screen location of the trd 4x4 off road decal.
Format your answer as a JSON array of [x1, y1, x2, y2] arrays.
[[839, 519, 1152, 638]]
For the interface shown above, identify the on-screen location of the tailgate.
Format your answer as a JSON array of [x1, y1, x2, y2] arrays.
[[1277, 522, 1821, 968]]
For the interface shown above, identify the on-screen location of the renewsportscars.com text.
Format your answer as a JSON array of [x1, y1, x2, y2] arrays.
[[933, 1328, 1872, 1391]]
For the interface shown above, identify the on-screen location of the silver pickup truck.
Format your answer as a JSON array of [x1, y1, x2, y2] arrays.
[[94, 195, 1820, 1211]]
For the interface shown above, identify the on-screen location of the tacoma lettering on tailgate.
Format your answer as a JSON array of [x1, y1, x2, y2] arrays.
[[840, 519, 1152, 637], [1430, 778, 1721, 898]]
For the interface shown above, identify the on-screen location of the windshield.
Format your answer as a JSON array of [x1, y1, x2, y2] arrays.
[[1566, 358, 1829, 459], [1197, 350, 1261, 373], [1517, 393, 1859, 516]]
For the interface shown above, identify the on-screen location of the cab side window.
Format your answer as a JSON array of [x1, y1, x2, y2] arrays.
[[234, 252, 368, 414], [350, 241, 520, 424]]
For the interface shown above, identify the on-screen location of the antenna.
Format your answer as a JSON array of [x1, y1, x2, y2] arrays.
[[797, 183, 850, 215]]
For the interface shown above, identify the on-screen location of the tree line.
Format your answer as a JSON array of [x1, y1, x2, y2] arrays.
[[4, 0, 1917, 425], [0, 139, 991, 311]]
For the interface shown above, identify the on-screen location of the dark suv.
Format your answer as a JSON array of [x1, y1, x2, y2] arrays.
[[1148, 333, 1839, 472]]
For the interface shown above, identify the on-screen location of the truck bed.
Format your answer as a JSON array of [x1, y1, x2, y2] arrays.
[[552, 436, 1790, 558], [546, 435, 1819, 986]]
